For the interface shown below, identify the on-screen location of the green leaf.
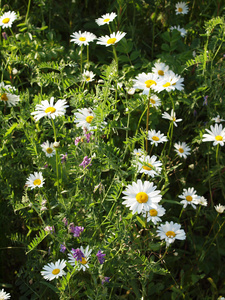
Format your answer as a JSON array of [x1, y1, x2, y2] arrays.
[[136, 215, 146, 227]]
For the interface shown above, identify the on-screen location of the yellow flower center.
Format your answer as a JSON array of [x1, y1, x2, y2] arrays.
[[149, 209, 158, 216], [86, 77, 91, 82], [178, 7, 183, 12], [166, 231, 176, 238], [143, 164, 153, 171], [158, 70, 164, 76], [215, 135, 223, 141], [80, 257, 87, 264], [33, 179, 41, 186], [179, 148, 184, 153], [136, 192, 148, 203], [86, 115, 94, 123], [79, 37, 86, 41], [152, 136, 159, 141], [163, 82, 171, 88], [107, 37, 117, 44], [173, 117, 176, 121], [46, 147, 53, 154], [104, 18, 110, 22], [136, 152, 141, 156], [150, 98, 156, 104], [186, 195, 192, 202], [145, 80, 157, 88], [45, 107, 56, 114], [1, 93, 8, 101], [52, 268, 60, 275], [2, 17, 10, 24]]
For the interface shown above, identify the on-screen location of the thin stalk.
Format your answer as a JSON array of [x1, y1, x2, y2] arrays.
[[216, 144, 220, 165], [51, 119, 60, 192], [25, 0, 32, 23], [86, 45, 89, 69], [80, 44, 83, 74], [112, 45, 118, 73]]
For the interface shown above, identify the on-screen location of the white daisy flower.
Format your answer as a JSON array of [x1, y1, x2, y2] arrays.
[[133, 72, 165, 95], [132, 148, 145, 157], [174, 142, 191, 158], [215, 204, 225, 214], [74, 108, 96, 131], [142, 204, 166, 224], [0, 289, 11, 299], [122, 179, 162, 214], [127, 87, 135, 95], [82, 69, 95, 83], [41, 141, 56, 157], [178, 187, 199, 209], [70, 31, 96, 46], [0, 92, 20, 106], [170, 25, 187, 37], [156, 221, 186, 247], [31, 97, 68, 122], [175, 2, 189, 15], [0, 11, 17, 28], [149, 94, 162, 108], [95, 12, 117, 26], [162, 109, 182, 127], [97, 31, 126, 47], [202, 124, 225, 146], [25, 172, 45, 189], [158, 71, 184, 92], [212, 115, 225, 123], [0, 82, 16, 91], [197, 196, 207, 206], [68, 246, 92, 271], [152, 62, 169, 77], [137, 155, 162, 178], [147, 129, 168, 146], [41, 259, 66, 281]]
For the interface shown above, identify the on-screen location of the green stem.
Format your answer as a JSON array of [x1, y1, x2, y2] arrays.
[[25, 0, 32, 23], [51, 119, 60, 192], [86, 45, 89, 69], [216, 144, 220, 165], [80, 44, 83, 74], [112, 45, 118, 73]]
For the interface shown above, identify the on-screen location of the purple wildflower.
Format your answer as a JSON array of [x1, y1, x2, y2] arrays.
[[68, 223, 75, 234], [44, 226, 55, 234], [203, 95, 208, 106], [96, 250, 106, 264], [79, 156, 92, 169], [101, 277, 110, 285], [60, 243, 66, 253], [72, 248, 85, 262], [85, 133, 92, 143], [61, 153, 68, 164], [2, 32, 8, 40], [44, 164, 48, 168], [75, 136, 82, 146], [73, 226, 84, 237], [62, 217, 68, 226]]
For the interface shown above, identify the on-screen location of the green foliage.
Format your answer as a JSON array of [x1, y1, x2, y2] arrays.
[[1, 0, 225, 299]]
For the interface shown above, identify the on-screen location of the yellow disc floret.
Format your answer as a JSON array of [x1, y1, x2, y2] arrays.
[[152, 136, 159, 141], [1, 93, 8, 101], [86, 116, 94, 123], [215, 135, 223, 141], [46, 147, 53, 154], [186, 195, 192, 202], [145, 80, 156, 88], [136, 192, 148, 203], [2, 18, 10, 24], [149, 209, 158, 216], [33, 179, 41, 186], [166, 231, 176, 238], [45, 107, 56, 114], [79, 37, 86, 41], [107, 38, 117, 44], [52, 268, 60, 275]]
